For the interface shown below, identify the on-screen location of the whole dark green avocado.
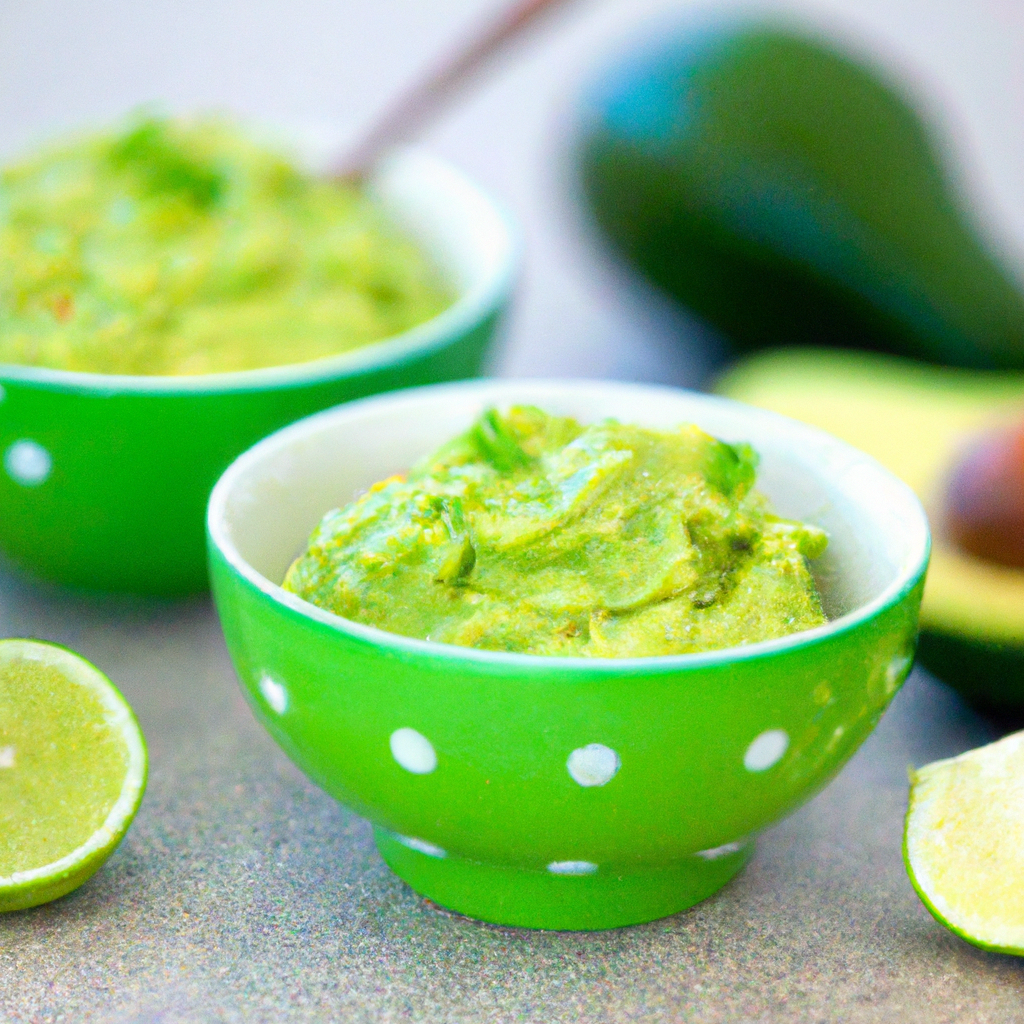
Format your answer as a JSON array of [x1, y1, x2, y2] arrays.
[[578, 24, 1024, 370]]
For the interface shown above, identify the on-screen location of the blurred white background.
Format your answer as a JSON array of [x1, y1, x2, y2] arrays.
[[3, 0, 1022, 385]]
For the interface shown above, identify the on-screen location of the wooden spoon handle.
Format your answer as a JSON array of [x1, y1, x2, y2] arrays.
[[336, 0, 577, 180]]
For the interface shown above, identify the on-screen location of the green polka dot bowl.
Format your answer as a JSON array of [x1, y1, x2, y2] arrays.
[[0, 151, 515, 596], [207, 378, 929, 930]]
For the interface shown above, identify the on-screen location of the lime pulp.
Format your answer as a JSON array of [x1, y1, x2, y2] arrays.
[[0, 639, 147, 912]]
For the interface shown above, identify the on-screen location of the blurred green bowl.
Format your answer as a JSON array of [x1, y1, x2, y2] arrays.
[[0, 151, 515, 595], [207, 379, 929, 930]]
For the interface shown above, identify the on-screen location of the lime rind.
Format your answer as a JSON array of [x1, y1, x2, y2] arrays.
[[904, 733, 1024, 956], [904, 834, 1024, 957], [0, 639, 148, 913]]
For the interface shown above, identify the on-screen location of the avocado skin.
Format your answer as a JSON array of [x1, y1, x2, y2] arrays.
[[917, 632, 1024, 715], [579, 25, 1024, 370]]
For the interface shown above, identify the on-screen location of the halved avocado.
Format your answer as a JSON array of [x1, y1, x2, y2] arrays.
[[718, 347, 1024, 711]]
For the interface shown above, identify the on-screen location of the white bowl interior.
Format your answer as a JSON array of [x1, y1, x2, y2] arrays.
[[210, 380, 929, 633], [368, 149, 510, 300]]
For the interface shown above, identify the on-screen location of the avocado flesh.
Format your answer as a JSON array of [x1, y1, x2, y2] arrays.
[[579, 25, 1024, 370], [717, 347, 1024, 710]]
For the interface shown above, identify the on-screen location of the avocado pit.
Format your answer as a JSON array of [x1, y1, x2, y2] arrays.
[[945, 418, 1024, 570]]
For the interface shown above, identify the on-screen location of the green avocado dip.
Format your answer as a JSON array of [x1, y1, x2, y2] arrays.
[[0, 115, 450, 375], [284, 407, 829, 657]]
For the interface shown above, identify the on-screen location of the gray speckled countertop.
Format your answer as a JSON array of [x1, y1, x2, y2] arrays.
[[3, 0, 1024, 1019]]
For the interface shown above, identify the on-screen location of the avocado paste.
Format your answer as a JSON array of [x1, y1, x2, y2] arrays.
[[284, 407, 829, 657], [0, 116, 450, 375]]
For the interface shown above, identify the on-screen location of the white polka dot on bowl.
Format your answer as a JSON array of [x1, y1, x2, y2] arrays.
[[547, 860, 598, 876], [4, 439, 52, 486], [396, 835, 446, 858], [258, 672, 288, 714], [886, 653, 914, 692], [696, 841, 744, 861], [390, 727, 437, 775], [744, 729, 789, 772], [567, 743, 620, 787]]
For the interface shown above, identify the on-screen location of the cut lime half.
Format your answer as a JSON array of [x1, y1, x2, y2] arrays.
[[905, 731, 1024, 955], [0, 639, 147, 912]]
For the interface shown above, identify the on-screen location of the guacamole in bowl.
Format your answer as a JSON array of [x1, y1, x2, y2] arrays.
[[284, 406, 829, 656], [0, 115, 450, 375], [208, 378, 929, 930]]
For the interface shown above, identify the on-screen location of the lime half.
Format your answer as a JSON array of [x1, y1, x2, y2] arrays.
[[0, 639, 147, 912], [905, 731, 1024, 955]]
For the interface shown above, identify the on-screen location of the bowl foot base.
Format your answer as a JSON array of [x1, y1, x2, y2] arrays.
[[374, 828, 752, 930]]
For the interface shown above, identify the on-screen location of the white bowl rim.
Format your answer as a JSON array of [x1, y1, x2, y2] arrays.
[[207, 377, 932, 674], [0, 149, 516, 395]]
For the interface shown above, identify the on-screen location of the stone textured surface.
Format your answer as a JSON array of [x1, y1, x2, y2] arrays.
[[3, 0, 1024, 1018]]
